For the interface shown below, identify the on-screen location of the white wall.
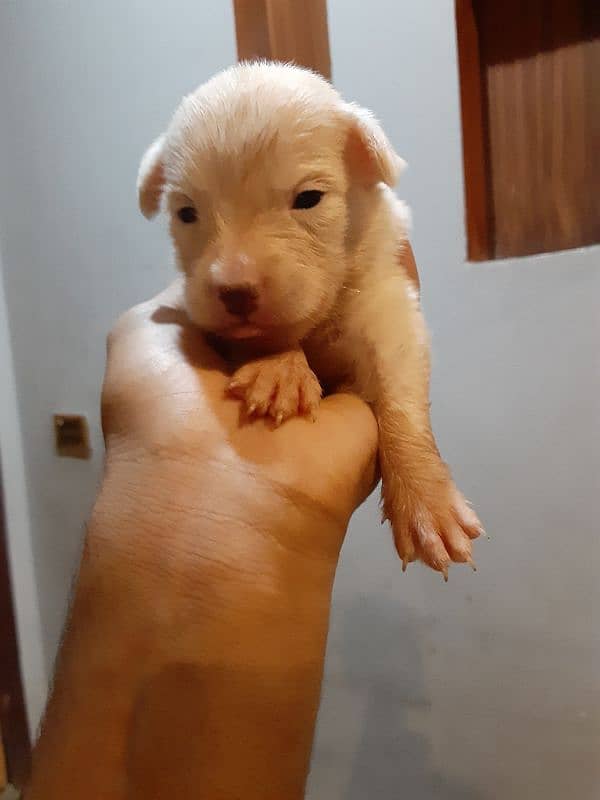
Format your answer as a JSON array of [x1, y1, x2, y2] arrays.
[[307, 2, 600, 799], [0, 252, 47, 736], [0, 0, 237, 671], [0, 1, 598, 797]]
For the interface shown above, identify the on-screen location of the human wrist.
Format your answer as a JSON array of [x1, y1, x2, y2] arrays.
[[89, 448, 344, 615], [103, 432, 344, 531]]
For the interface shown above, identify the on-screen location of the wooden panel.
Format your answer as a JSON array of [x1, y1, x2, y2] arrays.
[[233, 0, 271, 62], [233, 0, 331, 79], [266, 0, 331, 79], [480, 0, 600, 257], [456, 0, 600, 259], [0, 724, 7, 791]]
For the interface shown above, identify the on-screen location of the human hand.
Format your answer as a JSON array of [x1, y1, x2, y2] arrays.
[[101, 278, 378, 563]]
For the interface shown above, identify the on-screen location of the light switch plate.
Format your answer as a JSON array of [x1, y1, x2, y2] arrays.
[[53, 414, 91, 459]]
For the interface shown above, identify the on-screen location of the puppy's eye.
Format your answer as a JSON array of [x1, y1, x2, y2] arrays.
[[293, 190, 324, 210], [177, 206, 197, 223]]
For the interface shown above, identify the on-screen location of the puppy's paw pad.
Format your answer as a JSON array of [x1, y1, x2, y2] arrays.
[[229, 351, 321, 424], [386, 479, 481, 578]]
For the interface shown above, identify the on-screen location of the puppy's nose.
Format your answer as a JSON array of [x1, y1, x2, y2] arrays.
[[218, 285, 258, 317]]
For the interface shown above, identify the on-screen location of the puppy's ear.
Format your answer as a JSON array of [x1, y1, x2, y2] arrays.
[[344, 104, 406, 188], [137, 135, 166, 219]]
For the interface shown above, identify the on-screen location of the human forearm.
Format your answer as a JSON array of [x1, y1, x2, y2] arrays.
[[27, 455, 341, 800]]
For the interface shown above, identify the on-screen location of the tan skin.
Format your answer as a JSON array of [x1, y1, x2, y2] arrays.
[[26, 249, 418, 799]]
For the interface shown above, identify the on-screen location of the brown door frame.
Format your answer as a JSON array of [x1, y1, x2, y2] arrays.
[[0, 459, 31, 788]]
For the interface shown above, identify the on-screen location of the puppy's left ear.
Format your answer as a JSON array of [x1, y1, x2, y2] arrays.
[[343, 103, 406, 188], [137, 135, 166, 219]]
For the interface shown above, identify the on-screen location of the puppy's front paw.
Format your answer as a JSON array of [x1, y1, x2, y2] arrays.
[[228, 350, 322, 425], [384, 469, 483, 580]]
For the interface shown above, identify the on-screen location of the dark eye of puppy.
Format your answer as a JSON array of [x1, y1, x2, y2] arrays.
[[293, 190, 324, 210], [177, 206, 197, 223]]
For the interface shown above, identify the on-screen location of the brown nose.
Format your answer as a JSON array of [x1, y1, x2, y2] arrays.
[[218, 285, 258, 317]]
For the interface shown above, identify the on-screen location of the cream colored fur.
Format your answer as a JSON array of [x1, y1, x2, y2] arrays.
[[137, 62, 482, 577]]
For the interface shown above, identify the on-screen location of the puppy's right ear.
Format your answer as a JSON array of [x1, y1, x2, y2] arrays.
[[137, 135, 166, 219]]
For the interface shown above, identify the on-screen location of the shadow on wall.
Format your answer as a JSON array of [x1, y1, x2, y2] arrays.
[[309, 593, 482, 800]]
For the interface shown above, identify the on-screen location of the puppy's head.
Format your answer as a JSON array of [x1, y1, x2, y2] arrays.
[[138, 62, 403, 343]]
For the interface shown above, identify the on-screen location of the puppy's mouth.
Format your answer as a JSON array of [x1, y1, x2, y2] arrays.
[[221, 321, 267, 340], [213, 312, 282, 340]]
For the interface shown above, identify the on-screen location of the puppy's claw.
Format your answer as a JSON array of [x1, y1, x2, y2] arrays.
[[466, 556, 477, 572], [275, 412, 284, 427], [441, 566, 449, 583], [247, 403, 257, 417], [402, 558, 408, 573]]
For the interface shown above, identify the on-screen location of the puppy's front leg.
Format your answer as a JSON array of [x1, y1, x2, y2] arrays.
[[358, 275, 482, 578], [228, 349, 322, 426]]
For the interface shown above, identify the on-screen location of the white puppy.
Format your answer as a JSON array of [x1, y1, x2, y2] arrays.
[[137, 62, 482, 578]]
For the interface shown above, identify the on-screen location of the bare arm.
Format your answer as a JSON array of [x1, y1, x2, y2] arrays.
[[26, 284, 378, 800]]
